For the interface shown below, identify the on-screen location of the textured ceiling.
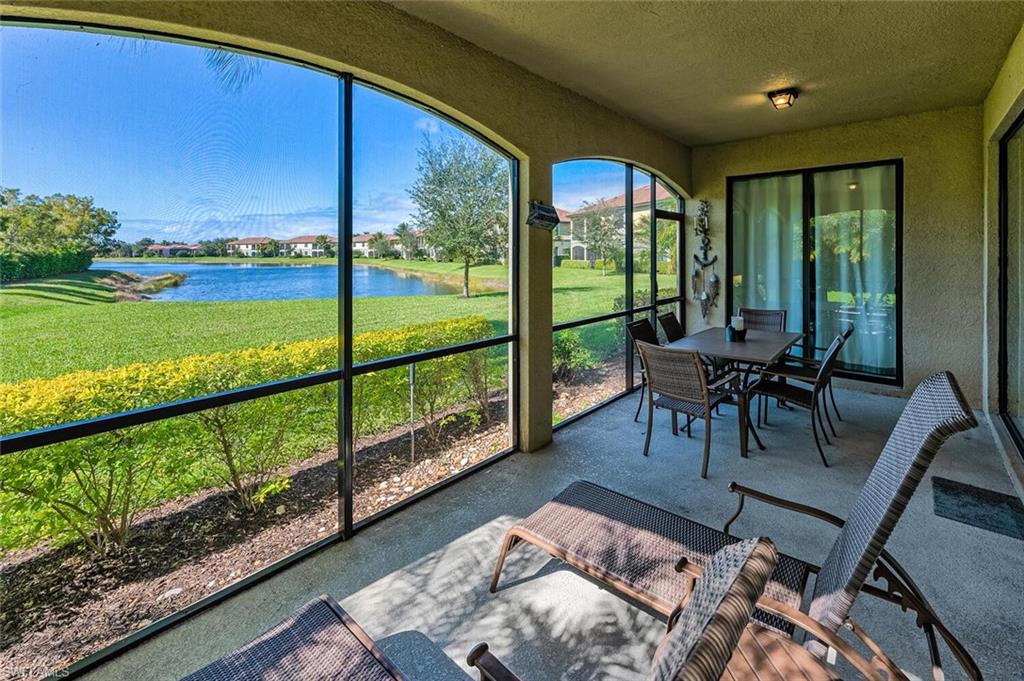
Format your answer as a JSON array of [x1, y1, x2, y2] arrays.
[[391, 0, 1024, 146]]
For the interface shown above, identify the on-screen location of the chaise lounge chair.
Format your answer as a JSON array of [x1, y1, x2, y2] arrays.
[[181, 595, 408, 681], [489, 371, 980, 680], [471, 537, 903, 681], [183, 540, 893, 681]]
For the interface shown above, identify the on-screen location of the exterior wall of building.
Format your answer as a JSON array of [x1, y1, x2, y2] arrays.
[[689, 105, 985, 405]]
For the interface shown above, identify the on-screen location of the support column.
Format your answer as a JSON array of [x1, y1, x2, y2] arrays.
[[518, 159, 553, 451]]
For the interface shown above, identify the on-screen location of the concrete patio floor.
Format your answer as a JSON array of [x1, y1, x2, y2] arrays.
[[85, 388, 1024, 681]]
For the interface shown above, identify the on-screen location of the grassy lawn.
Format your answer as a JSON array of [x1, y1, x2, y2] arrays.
[[1, 262, 676, 383]]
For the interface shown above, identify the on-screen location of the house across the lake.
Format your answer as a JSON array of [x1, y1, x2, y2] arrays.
[[554, 183, 677, 264], [226, 236, 274, 257], [352, 230, 432, 259], [146, 243, 200, 257], [279, 235, 338, 257]]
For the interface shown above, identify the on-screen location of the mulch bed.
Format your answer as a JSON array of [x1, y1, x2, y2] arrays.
[[552, 357, 631, 422], [0, 402, 509, 679]]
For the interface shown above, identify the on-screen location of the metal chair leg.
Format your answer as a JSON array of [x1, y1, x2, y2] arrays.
[[671, 410, 679, 436], [811, 403, 830, 467], [756, 394, 762, 428], [821, 391, 838, 438], [686, 415, 692, 438], [643, 399, 654, 456], [701, 414, 712, 479], [815, 397, 832, 446], [634, 374, 646, 422], [829, 380, 843, 421]]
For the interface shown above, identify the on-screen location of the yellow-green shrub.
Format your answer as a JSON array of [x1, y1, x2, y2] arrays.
[[0, 316, 493, 553]]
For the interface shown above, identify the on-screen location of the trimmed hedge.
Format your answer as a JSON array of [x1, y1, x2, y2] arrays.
[[0, 316, 494, 553], [559, 259, 591, 269], [0, 247, 93, 282]]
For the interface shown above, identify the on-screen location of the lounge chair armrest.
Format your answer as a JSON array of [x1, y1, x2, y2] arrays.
[[723, 482, 845, 535], [467, 643, 524, 681], [754, 597, 906, 681]]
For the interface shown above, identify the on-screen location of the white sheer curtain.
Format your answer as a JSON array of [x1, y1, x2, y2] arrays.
[[812, 166, 897, 376], [731, 174, 803, 333]]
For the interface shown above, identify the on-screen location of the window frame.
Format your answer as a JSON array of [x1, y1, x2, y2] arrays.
[[726, 158, 904, 386], [998, 107, 1024, 461], [0, 18, 520, 678]]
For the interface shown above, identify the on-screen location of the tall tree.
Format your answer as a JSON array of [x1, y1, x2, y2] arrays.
[[314, 234, 336, 258], [578, 200, 623, 275], [408, 136, 509, 297], [367, 232, 393, 259], [394, 222, 417, 260], [1, 188, 120, 252]]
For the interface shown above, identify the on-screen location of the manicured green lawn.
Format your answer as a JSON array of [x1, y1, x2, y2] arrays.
[[1, 262, 676, 383]]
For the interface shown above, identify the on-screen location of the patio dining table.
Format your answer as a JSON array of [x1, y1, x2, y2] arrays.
[[666, 327, 802, 457]]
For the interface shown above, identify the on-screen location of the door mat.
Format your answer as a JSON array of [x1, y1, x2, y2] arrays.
[[932, 477, 1024, 541]]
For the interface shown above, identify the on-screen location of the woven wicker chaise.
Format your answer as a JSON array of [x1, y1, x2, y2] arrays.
[[471, 537, 902, 681], [489, 371, 981, 680]]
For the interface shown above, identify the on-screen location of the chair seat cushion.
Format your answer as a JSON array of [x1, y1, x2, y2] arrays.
[[512, 481, 812, 636], [751, 379, 815, 406], [723, 624, 839, 680], [654, 391, 727, 417], [764, 362, 818, 383]]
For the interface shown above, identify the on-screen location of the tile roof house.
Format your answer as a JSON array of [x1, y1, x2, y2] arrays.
[[226, 236, 273, 257], [280, 234, 339, 257]]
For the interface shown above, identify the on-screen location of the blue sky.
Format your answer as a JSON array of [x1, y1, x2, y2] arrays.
[[2, 25, 626, 243]]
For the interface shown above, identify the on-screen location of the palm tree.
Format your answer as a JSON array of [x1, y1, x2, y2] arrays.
[[367, 232, 391, 259], [395, 222, 417, 260], [314, 234, 335, 258]]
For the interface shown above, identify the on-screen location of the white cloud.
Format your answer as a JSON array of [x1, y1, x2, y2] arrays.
[[413, 117, 441, 135]]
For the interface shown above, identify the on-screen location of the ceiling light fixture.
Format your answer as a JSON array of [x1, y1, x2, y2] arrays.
[[767, 87, 799, 110]]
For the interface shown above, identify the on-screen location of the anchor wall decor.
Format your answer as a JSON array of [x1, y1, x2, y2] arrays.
[[690, 199, 720, 320]]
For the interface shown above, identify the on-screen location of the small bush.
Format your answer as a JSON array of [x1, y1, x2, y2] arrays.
[[559, 259, 591, 270], [0, 247, 92, 282], [593, 258, 618, 273], [552, 330, 593, 382]]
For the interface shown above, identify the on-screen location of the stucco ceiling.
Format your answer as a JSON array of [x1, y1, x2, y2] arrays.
[[390, 0, 1024, 146]]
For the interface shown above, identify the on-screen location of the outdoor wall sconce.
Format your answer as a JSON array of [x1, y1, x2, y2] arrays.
[[767, 87, 799, 110], [527, 201, 560, 231]]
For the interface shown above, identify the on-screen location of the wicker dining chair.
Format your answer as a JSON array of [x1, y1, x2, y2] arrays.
[[627, 318, 661, 422], [747, 335, 844, 467], [770, 323, 855, 423], [738, 308, 787, 332], [657, 311, 685, 342], [636, 341, 731, 478]]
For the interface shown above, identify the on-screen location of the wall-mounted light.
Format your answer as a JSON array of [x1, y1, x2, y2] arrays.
[[767, 87, 799, 110], [847, 181, 859, 190]]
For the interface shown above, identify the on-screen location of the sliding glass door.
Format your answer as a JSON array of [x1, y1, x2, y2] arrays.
[[729, 160, 902, 383], [1001, 111, 1024, 452], [812, 164, 899, 377]]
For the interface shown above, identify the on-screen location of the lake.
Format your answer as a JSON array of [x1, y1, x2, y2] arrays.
[[93, 261, 460, 302]]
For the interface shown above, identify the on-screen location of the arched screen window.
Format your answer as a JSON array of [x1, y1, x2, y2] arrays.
[[551, 159, 684, 425], [0, 22, 516, 675]]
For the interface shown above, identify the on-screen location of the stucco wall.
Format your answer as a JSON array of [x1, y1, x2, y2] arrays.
[[1, 0, 695, 451], [688, 106, 985, 404]]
